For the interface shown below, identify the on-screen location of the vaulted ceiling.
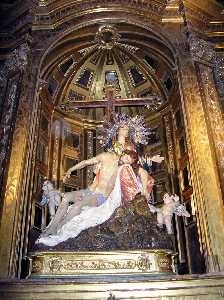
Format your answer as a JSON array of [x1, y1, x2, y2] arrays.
[[39, 21, 177, 120]]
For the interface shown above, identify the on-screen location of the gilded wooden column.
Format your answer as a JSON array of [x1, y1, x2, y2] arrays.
[[0, 44, 42, 278], [176, 36, 224, 272], [51, 118, 62, 186], [163, 112, 175, 178]]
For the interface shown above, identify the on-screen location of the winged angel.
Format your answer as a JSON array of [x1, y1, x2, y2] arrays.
[[155, 193, 190, 234]]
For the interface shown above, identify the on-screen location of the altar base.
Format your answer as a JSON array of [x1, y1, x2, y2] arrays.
[[29, 249, 175, 277]]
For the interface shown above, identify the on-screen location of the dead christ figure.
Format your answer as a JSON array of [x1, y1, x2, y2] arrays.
[[37, 114, 163, 246]]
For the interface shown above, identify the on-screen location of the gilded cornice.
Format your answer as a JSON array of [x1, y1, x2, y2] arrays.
[[162, 0, 184, 24], [162, 1, 224, 43], [181, 1, 224, 39], [32, 1, 167, 30], [37, 0, 166, 11], [183, 0, 223, 18]]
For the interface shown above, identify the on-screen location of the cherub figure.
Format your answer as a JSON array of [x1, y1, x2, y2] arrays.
[[40, 180, 62, 220], [155, 193, 190, 234]]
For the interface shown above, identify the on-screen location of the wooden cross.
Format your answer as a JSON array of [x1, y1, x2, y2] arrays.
[[66, 89, 160, 120], [105, 86, 115, 120], [68, 97, 159, 108]]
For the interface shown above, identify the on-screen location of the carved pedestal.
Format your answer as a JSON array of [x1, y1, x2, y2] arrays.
[[29, 250, 175, 277]]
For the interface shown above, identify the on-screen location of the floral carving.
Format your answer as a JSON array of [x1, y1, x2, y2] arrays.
[[32, 260, 43, 273], [136, 254, 152, 272], [48, 256, 63, 273]]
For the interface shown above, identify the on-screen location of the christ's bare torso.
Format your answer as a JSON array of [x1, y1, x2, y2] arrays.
[[89, 152, 119, 197]]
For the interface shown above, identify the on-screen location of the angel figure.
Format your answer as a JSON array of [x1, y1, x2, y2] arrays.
[[155, 193, 190, 234], [40, 180, 62, 220]]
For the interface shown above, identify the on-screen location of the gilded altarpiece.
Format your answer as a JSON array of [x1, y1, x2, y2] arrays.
[[0, 4, 223, 296]]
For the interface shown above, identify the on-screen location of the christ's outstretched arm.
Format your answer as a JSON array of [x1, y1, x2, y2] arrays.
[[63, 156, 100, 181]]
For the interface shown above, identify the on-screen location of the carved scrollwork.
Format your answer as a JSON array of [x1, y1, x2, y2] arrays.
[[30, 250, 174, 276], [32, 259, 43, 274], [47, 257, 140, 272], [136, 254, 152, 272], [48, 256, 63, 273]]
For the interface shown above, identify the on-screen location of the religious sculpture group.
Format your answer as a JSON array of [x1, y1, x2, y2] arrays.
[[36, 113, 189, 248]]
